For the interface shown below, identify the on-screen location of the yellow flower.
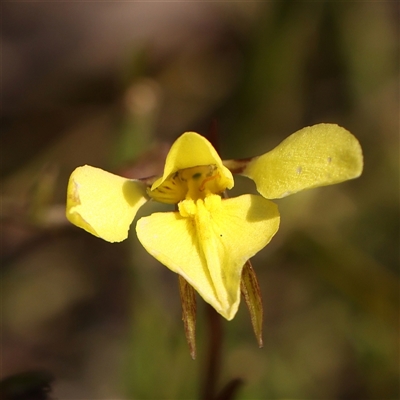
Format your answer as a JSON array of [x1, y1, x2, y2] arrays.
[[66, 123, 363, 320]]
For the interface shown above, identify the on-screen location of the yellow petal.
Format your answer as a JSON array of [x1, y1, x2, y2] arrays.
[[243, 123, 363, 199], [151, 132, 234, 192], [136, 194, 280, 320], [66, 165, 148, 242]]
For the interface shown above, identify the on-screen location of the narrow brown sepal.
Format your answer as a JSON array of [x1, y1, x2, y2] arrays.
[[240, 260, 264, 348], [178, 275, 197, 359]]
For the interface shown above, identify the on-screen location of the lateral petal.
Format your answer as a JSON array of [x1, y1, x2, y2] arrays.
[[66, 165, 148, 242], [242, 123, 363, 199], [136, 194, 280, 320]]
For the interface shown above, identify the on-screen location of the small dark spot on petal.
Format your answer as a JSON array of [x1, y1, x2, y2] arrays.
[[192, 173, 202, 180]]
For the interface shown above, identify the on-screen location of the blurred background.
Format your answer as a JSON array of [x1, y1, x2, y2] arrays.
[[1, 2, 398, 399]]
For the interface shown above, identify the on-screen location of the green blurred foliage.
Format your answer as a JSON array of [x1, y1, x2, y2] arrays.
[[1, 2, 398, 399]]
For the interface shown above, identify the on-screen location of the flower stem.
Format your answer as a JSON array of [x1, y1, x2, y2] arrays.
[[200, 304, 223, 400]]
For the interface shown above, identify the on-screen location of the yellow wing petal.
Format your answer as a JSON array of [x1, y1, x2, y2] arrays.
[[243, 123, 363, 199], [66, 165, 148, 242], [151, 132, 233, 192], [136, 194, 280, 320]]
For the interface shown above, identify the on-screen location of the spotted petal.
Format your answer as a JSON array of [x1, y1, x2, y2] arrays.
[[151, 132, 234, 192], [242, 123, 363, 199], [66, 165, 148, 242], [136, 194, 280, 320]]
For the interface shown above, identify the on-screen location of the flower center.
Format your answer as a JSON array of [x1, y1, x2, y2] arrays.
[[178, 194, 222, 218], [148, 165, 227, 204]]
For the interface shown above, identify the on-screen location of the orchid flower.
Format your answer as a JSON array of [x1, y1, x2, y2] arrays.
[[66, 123, 363, 324]]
